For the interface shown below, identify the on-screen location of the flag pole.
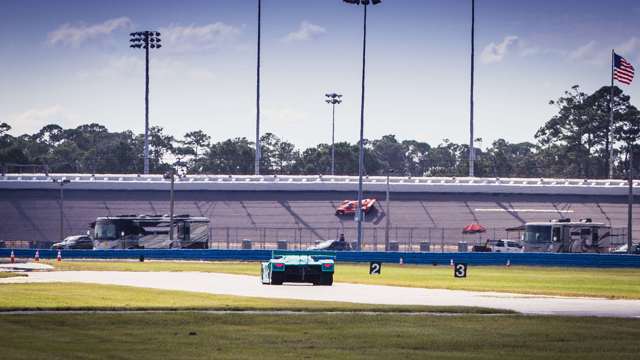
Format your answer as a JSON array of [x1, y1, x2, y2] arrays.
[[609, 49, 615, 179]]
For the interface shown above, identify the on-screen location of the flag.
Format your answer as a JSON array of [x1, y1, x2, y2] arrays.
[[614, 53, 635, 85]]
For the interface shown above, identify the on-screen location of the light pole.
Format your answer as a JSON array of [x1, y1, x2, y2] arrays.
[[53, 179, 71, 242], [130, 31, 162, 175], [325, 93, 343, 175], [255, 0, 262, 175], [384, 169, 394, 251], [469, 0, 476, 177], [343, 0, 381, 251], [163, 169, 176, 241]]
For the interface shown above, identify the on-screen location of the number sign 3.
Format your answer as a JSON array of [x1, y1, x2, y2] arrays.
[[454, 263, 467, 278]]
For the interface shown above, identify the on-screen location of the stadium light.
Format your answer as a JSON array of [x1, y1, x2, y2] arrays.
[[342, 0, 381, 251], [255, 0, 262, 175], [325, 93, 343, 176], [469, 0, 476, 177], [130, 31, 162, 175]]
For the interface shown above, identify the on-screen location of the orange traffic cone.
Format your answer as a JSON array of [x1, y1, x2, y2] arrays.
[[10, 250, 15, 264], [34, 250, 40, 262], [506, 259, 511, 267], [57, 250, 62, 262]]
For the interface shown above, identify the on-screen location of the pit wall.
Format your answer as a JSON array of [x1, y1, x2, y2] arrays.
[[3, 249, 640, 268]]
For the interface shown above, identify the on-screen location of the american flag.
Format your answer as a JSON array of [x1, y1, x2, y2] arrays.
[[613, 53, 634, 85]]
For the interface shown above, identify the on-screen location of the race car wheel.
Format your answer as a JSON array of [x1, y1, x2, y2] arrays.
[[270, 273, 284, 285], [317, 273, 333, 286]]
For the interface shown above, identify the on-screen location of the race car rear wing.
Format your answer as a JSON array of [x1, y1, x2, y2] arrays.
[[272, 250, 336, 259]]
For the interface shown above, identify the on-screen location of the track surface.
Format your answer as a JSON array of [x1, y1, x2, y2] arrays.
[[3, 271, 640, 318]]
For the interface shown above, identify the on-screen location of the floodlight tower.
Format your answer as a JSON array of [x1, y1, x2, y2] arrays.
[[325, 93, 343, 175], [255, 0, 262, 175], [342, 0, 381, 251], [130, 31, 162, 175]]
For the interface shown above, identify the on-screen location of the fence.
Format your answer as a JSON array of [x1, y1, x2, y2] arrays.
[[2, 226, 627, 252], [205, 226, 628, 252]]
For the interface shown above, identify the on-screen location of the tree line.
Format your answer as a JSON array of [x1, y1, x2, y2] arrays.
[[1, 85, 638, 178]]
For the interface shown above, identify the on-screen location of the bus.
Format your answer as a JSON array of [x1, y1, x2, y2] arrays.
[[92, 214, 210, 249], [522, 218, 611, 253]]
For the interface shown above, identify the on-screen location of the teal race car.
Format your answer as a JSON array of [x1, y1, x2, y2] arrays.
[[261, 251, 335, 286]]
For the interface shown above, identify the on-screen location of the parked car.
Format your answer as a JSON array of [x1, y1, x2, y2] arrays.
[[261, 251, 335, 286], [612, 244, 640, 254], [335, 198, 377, 215], [472, 239, 523, 253], [51, 235, 94, 250], [308, 239, 352, 251]]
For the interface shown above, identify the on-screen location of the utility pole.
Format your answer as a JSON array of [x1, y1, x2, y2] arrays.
[[628, 145, 634, 253], [164, 170, 176, 241], [53, 179, 70, 242], [384, 170, 393, 251]]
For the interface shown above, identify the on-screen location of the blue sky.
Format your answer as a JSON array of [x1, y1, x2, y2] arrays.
[[1, 0, 639, 148]]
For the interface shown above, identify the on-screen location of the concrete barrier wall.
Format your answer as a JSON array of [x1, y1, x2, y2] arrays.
[[2, 174, 639, 195], [3, 249, 640, 268]]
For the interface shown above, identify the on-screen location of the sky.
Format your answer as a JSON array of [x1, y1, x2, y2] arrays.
[[1, 0, 640, 149]]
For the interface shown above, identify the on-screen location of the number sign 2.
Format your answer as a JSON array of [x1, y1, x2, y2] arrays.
[[369, 261, 382, 275], [454, 263, 467, 278]]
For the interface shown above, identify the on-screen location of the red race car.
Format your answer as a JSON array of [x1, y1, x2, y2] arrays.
[[335, 199, 377, 215]]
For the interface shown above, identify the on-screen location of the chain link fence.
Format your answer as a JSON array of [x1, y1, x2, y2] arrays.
[[2, 226, 628, 252], [207, 226, 629, 252]]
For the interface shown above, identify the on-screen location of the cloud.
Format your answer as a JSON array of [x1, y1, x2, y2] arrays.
[[282, 21, 326, 42], [48, 17, 132, 47], [263, 107, 308, 124], [480, 36, 519, 64], [568, 41, 599, 61], [616, 37, 640, 59], [9, 105, 79, 131], [77, 55, 216, 81], [160, 22, 241, 52]]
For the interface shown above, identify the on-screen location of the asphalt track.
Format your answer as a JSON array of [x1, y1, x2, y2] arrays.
[[3, 271, 640, 318], [1, 189, 638, 246]]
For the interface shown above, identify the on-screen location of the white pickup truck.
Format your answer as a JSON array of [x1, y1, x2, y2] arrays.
[[473, 239, 523, 253]]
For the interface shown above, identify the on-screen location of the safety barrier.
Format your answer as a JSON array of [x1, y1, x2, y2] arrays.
[[2, 249, 640, 268]]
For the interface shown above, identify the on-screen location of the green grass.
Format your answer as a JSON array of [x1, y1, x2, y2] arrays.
[[0, 272, 26, 279], [45, 260, 640, 299], [0, 283, 504, 314], [1, 312, 639, 359]]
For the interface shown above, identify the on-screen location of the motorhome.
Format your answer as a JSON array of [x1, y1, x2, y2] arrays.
[[92, 214, 210, 249], [522, 218, 610, 253]]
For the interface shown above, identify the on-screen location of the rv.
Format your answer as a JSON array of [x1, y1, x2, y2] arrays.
[[92, 214, 210, 249], [522, 218, 610, 253]]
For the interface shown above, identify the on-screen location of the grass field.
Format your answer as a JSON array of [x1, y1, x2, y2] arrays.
[[0, 272, 26, 279], [1, 312, 639, 359], [0, 282, 504, 313], [44, 260, 640, 299]]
